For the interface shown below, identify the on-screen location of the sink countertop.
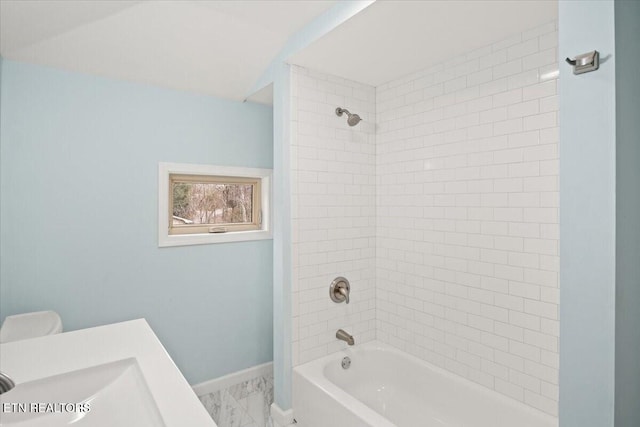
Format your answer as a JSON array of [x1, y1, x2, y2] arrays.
[[0, 319, 216, 427]]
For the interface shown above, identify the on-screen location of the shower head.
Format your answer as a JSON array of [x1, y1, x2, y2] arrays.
[[347, 113, 362, 126], [336, 107, 362, 127]]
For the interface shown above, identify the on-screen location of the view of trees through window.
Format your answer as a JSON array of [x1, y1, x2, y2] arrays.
[[172, 181, 254, 226]]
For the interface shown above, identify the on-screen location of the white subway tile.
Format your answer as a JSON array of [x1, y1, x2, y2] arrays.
[[539, 32, 558, 50], [493, 34, 523, 51], [467, 96, 494, 113], [523, 208, 558, 224], [510, 340, 541, 362], [524, 144, 557, 161], [508, 251, 539, 268], [540, 317, 559, 335], [495, 378, 525, 401], [524, 112, 557, 131], [495, 322, 524, 341], [479, 78, 509, 96], [508, 70, 541, 90], [523, 21, 556, 40], [525, 391, 558, 416], [495, 236, 525, 252], [494, 208, 523, 222], [445, 76, 467, 93], [508, 162, 540, 178], [523, 81, 556, 101], [524, 300, 558, 320], [508, 100, 540, 119], [481, 332, 509, 352], [493, 89, 523, 108], [522, 48, 557, 70], [493, 59, 523, 79], [526, 359, 559, 384], [494, 118, 523, 136], [494, 265, 524, 282], [479, 50, 508, 69], [524, 330, 558, 352], [539, 95, 559, 113], [524, 268, 558, 288], [480, 107, 508, 124], [510, 310, 541, 330], [539, 255, 559, 272], [482, 359, 509, 380], [293, 22, 559, 416], [507, 39, 539, 60], [541, 381, 559, 401], [539, 127, 559, 144], [494, 349, 525, 372], [455, 86, 480, 104], [508, 130, 539, 148], [510, 369, 541, 393], [494, 148, 524, 164], [467, 68, 494, 87]]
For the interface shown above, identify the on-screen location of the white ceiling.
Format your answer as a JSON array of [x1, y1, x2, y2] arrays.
[[0, 1, 557, 102], [0, 0, 336, 101], [290, 0, 558, 87]]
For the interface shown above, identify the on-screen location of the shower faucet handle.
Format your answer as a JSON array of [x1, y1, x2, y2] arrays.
[[338, 287, 349, 304], [330, 277, 350, 304]]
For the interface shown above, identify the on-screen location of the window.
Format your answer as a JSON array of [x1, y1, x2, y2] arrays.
[[159, 163, 271, 247], [170, 175, 261, 234]]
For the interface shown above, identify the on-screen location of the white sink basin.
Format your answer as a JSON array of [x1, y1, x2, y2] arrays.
[[0, 358, 166, 426], [0, 319, 215, 426]]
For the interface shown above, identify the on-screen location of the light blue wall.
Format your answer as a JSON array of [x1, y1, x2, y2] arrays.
[[272, 63, 292, 410], [615, 0, 640, 425], [559, 1, 616, 426], [0, 60, 274, 385]]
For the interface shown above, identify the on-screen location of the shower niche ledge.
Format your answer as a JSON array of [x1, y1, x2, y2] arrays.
[[0, 319, 215, 427]]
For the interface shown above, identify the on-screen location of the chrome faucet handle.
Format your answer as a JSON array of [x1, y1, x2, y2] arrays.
[[338, 287, 349, 304], [330, 277, 350, 304]]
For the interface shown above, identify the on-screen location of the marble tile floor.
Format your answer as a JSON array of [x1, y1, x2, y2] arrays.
[[199, 370, 274, 427]]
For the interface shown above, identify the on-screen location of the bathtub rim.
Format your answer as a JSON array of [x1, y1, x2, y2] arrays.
[[293, 340, 558, 427]]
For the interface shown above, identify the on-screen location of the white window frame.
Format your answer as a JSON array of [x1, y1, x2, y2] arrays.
[[159, 162, 272, 247]]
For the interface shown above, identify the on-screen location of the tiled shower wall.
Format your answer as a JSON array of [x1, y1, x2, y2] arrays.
[[290, 66, 377, 366], [375, 22, 559, 415]]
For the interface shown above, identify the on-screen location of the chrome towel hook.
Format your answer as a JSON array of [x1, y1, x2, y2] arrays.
[[566, 50, 599, 75]]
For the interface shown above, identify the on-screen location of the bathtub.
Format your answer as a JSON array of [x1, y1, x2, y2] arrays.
[[293, 341, 557, 427]]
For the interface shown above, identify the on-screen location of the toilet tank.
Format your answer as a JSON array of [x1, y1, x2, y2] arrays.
[[0, 311, 63, 343]]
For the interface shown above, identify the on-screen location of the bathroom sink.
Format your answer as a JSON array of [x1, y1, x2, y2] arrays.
[[0, 358, 166, 426]]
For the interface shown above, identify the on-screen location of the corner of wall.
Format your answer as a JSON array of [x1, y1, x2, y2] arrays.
[[559, 1, 617, 426], [614, 0, 640, 425]]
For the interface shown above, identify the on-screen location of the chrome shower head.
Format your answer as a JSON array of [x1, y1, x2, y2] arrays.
[[336, 107, 362, 127], [347, 113, 362, 126]]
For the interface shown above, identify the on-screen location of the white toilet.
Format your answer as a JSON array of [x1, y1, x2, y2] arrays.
[[0, 311, 63, 343]]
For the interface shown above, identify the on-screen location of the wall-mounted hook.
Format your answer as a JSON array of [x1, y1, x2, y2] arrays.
[[566, 50, 599, 75]]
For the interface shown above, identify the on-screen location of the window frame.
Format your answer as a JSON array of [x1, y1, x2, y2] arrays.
[[159, 162, 272, 247], [169, 174, 261, 235]]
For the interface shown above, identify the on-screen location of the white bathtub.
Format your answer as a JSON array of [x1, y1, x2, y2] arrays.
[[293, 341, 557, 427]]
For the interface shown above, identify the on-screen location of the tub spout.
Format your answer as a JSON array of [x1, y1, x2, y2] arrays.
[[336, 329, 355, 346]]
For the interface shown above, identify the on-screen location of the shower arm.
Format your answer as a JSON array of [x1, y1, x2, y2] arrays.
[[335, 107, 352, 117]]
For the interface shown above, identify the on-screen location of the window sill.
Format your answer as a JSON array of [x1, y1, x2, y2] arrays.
[[159, 229, 273, 248]]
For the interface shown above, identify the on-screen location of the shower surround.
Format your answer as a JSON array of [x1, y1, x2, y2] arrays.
[[290, 21, 559, 417], [290, 66, 377, 367]]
